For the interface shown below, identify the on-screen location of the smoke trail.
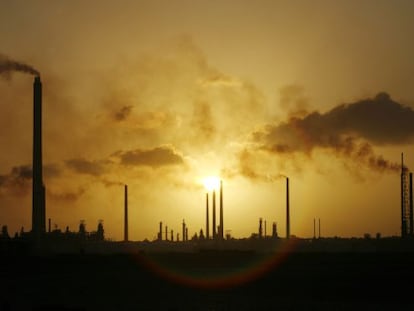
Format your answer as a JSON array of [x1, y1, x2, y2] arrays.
[[0, 54, 39, 77], [250, 92, 413, 173]]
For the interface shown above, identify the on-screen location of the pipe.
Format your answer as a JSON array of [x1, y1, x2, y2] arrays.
[[286, 177, 290, 239], [32, 76, 46, 235], [220, 180, 223, 239], [124, 184, 128, 242], [410, 173, 413, 236], [212, 190, 216, 239], [401, 153, 406, 237], [206, 193, 209, 239]]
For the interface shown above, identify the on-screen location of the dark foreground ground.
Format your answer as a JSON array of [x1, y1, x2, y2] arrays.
[[1, 251, 414, 310]]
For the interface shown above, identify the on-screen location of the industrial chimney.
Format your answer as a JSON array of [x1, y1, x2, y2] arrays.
[[212, 190, 216, 239], [219, 180, 224, 239], [32, 76, 46, 236], [206, 193, 209, 239], [124, 184, 128, 242], [286, 177, 290, 239]]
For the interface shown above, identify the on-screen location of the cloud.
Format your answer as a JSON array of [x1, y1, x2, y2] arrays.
[[115, 145, 185, 168], [47, 187, 86, 202], [278, 84, 310, 118], [113, 105, 133, 121], [252, 92, 411, 173], [65, 158, 107, 176], [0, 165, 32, 195]]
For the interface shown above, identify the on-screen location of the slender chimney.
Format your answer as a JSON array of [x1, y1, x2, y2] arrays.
[[219, 180, 223, 239], [206, 193, 209, 239], [159, 221, 162, 241], [32, 76, 46, 236], [124, 184, 128, 242], [286, 177, 290, 239], [410, 173, 413, 236], [401, 153, 406, 237], [313, 218, 316, 239], [264, 220, 267, 238], [272, 222, 277, 238], [165, 225, 168, 241], [212, 190, 216, 239], [259, 218, 263, 238], [182, 220, 185, 242], [318, 218, 321, 239]]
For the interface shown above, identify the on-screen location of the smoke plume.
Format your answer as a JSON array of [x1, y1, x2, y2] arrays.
[[253, 93, 414, 173], [0, 54, 39, 77]]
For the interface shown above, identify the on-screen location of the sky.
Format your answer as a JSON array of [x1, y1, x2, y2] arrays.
[[1, 0, 414, 240]]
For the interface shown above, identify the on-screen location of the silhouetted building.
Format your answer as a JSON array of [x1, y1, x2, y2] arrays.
[[32, 76, 46, 237]]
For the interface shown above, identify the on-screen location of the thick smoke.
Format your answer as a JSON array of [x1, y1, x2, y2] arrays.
[[253, 93, 413, 173], [0, 54, 39, 77], [114, 145, 185, 168]]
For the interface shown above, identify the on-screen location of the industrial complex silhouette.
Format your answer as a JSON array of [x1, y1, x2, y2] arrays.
[[0, 76, 413, 256], [1, 73, 414, 311]]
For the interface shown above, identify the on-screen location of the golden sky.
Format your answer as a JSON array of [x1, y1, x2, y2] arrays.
[[1, 0, 414, 240]]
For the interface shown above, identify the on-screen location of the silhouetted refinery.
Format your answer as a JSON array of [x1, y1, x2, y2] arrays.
[[2, 76, 414, 256]]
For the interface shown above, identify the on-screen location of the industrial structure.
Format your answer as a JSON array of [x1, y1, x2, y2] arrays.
[[32, 76, 46, 237], [219, 180, 224, 239], [124, 185, 128, 242], [206, 193, 209, 239], [286, 177, 290, 239], [401, 153, 414, 237]]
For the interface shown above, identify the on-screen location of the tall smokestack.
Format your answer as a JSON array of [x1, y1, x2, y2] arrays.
[[410, 173, 413, 236], [182, 220, 185, 242], [313, 218, 316, 239], [32, 76, 46, 237], [212, 190, 216, 239], [206, 193, 209, 239], [401, 153, 405, 237], [159, 221, 163, 241], [219, 180, 224, 239], [124, 185, 128, 242], [286, 177, 290, 239], [318, 218, 321, 239]]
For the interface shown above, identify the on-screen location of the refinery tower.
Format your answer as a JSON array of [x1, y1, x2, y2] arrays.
[[32, 76, 46, 236]]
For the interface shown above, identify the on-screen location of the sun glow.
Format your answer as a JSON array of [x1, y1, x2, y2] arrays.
[[203, 176, 221, 191]]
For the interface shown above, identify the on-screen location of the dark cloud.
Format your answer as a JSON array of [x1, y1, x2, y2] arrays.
[[48, 187, 85, 202], [115, 145, 184, 168], [114, 105, 133, 121], [0, 163, 63, 195], [65, 158, 106, 176], [0, 165, 32, 195], [253, 93, 413, 172], [44, 164, 62, 179]]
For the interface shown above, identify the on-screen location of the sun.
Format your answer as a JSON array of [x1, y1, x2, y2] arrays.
[[203, 176, 220, 191]]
